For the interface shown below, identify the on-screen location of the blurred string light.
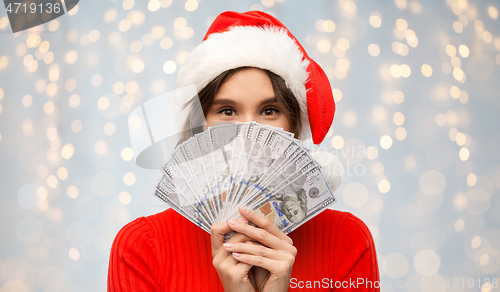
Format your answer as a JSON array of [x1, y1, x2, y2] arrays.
[[330, 0, 498, 284], [0, 0, 499, 290]]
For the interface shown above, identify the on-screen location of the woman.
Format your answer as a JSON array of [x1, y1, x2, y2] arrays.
[[108, 11, 379, 291]]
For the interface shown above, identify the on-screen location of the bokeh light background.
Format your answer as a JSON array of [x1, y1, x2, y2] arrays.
[[1, 0, 500, 291]]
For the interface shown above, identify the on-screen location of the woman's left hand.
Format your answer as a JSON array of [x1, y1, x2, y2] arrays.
[[223, 206, 297, 292]]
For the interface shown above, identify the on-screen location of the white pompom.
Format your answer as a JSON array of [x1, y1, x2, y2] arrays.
[[310, 148, 344, 193]]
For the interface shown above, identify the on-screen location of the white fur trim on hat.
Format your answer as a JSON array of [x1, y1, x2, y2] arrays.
[[175, 25, 312, 139]]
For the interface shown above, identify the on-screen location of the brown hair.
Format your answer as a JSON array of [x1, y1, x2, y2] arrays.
[[180, 66, 302, 143]]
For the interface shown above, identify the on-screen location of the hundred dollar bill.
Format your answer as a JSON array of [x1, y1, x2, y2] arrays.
[[253, 147, 310, 196], [254, 132, 312, 183], [194, 130, 223, 220], [162, 158, 215, 224], [227, 148, 315, 220], [223, 128, 302, 220], [244, 152, 315, 212], [223, 122, 294, 220], [236, 135, 308, 211], [233, 165, 336, 234], [208, 123, 238, 220], [229, 123, 267, 209], [172, 150, 217, 223], [225, 123, 274, 218], [218, 123, 248, 219], [224, 130, 296, 217], [155, 175, 211, 232], [231, 122, 294, 201], [224, 122, 258, 218], [178, 136, 220, 218], [156, 122, 338, 236]]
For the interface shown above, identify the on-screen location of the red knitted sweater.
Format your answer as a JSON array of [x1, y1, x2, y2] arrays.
[[108, 208, 379, 291]]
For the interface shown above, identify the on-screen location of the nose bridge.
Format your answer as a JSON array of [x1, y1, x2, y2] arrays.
[[238, 111, 256, 123]]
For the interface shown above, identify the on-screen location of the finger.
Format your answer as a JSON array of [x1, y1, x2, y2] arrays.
[[234, 261, 253, 275], [242, 240, 297, 259], [231, 261, 254, 284], [226, 232, 253, 245], [238, 206, 291, 243], [215, 254, 254, 281], [212, 220, 254, 260], [215, 252, 251, 276], [223, 242, 285, 261], [210, 221, 234, 252], [227, 219, 283, 249], [245, 239, 297, 258], [232, 252, 290, 275], [245, 240, 265, 246]]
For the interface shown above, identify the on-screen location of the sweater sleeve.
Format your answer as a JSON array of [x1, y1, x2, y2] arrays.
[[108, 217, 162, 292], [333, 213, 380, 291]]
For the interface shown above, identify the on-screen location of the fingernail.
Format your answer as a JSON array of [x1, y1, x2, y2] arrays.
[[223, 243, 233, 249], [240, 206, 249, 213], [237, 218, 248, 224], [228, 220, 237, 226], [233, 252, 241, 257]]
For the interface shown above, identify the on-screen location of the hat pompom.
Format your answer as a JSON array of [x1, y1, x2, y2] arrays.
[[310, 148, 343, 193]]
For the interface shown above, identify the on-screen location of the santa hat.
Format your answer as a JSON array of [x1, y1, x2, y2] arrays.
[[174, 10, 342, 192], [175, 10, 336, 145]]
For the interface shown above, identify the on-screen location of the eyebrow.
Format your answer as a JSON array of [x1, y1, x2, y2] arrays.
[[212, 97, 278, 106]]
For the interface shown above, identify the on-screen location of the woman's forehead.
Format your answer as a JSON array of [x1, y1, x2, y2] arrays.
[[212, 96, 278, 106], [214, 68, 275, 100]]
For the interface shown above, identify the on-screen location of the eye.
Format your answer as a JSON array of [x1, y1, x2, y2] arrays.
[[261, 107, 279, 116], [218, 107, 236, 116]]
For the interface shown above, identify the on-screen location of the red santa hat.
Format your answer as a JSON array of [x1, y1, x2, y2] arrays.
[[175, 10, 336, 145]]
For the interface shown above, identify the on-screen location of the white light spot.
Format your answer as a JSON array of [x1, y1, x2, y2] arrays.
[[342, 182, 368, 208], [414, 249, 441, 276], [419, 170, 446, 196], [69, 247, 80, 260]]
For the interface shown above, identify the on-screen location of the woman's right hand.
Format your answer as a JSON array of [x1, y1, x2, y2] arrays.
[[211, 220, 256, 292]]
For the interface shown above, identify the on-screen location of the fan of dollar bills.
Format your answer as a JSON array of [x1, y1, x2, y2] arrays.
[[154, 122, 336, 234]]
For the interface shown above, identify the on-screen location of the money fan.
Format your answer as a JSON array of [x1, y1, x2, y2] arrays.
[[155, 122, 336, 235]]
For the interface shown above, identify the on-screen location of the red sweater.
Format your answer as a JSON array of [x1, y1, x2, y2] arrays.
[[108, 209, 379, 291]]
